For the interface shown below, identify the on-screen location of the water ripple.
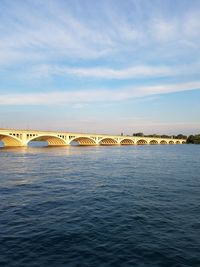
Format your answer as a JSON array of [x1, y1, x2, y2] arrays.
[[0, 145, 200, 266]]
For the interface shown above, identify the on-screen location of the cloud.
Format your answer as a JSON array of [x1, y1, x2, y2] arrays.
[[0, 81, 199, 105], [31, 64, 174, 79], [0, 0, 200, 66], [151, 19, 178, 42], [0, 1, 115, 65]]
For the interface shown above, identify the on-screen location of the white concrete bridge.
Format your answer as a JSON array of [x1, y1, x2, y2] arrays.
[[0, 128, 186, 147]]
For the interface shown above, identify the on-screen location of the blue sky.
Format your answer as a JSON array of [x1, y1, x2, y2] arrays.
[[0, 0, 200, 135]]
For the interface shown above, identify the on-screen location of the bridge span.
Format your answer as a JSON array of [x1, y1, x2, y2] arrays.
[[0, 128, 187, 147]]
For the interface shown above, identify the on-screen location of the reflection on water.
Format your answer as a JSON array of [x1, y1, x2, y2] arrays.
[[28, 141, 48, 147], [0, 145, 200, 267], [0, 140, 86, 148]]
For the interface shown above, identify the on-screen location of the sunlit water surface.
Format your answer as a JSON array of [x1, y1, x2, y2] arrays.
[[0, 145, 200, 267]]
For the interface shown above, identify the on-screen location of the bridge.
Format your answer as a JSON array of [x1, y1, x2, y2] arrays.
[[0, 128, 186, 147]]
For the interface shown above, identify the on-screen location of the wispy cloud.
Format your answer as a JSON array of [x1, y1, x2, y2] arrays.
[[29, 61, 200, 80], [0, 0, 200, 66], [0, 81, 199, 105], [0, 2, 113, 65], [31, 64, 174, 79]]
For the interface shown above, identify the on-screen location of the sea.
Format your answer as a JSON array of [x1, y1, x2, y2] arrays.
[[0, 144, 200, 267]]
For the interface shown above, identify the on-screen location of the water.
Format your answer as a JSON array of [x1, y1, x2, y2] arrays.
[[0, 145, 200, 267]]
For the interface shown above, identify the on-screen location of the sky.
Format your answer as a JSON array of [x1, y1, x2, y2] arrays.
[[0, 0, 200, 135]]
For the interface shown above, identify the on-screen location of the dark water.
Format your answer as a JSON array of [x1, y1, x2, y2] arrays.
[[0, 145, 200, 267]]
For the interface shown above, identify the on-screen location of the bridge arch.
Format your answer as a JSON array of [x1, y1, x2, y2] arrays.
[[70, 137, 96, 146], [27, 135, 67, 146], [182, 141, 186, 144], [160, 140, 167, 144], [120, 139, 134, 145], [169, 140, 174, 144], [99, 138, 118, 145], [0, 134, 23, 147], [149, 140, 158, 145], [136, 139, 148, 145], [175, 141, 181, 144]]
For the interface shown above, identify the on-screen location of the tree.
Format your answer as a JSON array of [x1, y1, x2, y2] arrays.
[[147, 134, 161, 138], [161, 135, 170, 138], [187, 135, 200, 144], [133, 132, 144, 137], [175, 134, 187, 139]]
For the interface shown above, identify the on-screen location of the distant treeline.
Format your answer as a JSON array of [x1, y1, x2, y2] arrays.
[[131, 133, 187, 139], [129, 132, 200, 144], [187, 135, 200, 144], [120, 132, 200, 144]]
